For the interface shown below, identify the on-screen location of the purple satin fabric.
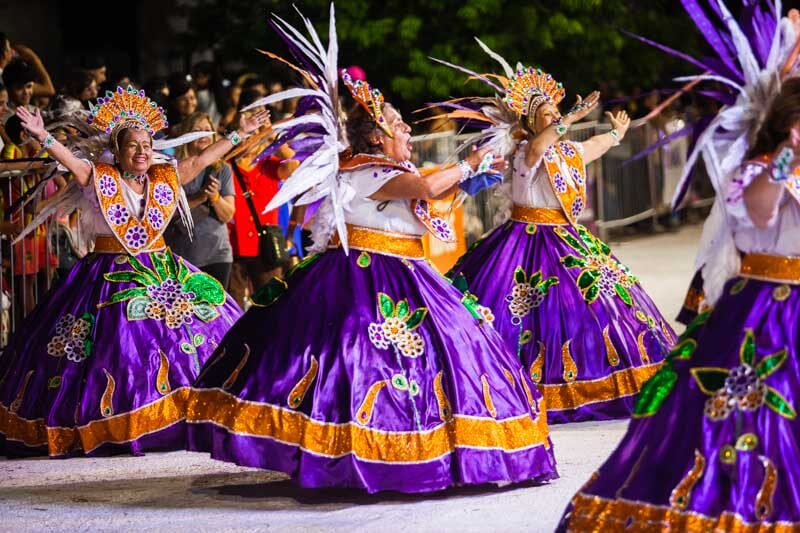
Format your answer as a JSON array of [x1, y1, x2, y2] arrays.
[[0, 251, 242, 457], [448, 221, 674, 423], [559, 276, 800, 529], [188, 248, 558, 493]]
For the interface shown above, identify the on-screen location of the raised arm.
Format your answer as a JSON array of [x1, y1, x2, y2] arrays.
[[580, 110, 631, 164], [371, 145, 506, 201], [16, 107, 92, 186], [177, 109, 269, 184], [742, 130, 799, 228], [525, 91, 600, 167], [14, 44, 55, 97]]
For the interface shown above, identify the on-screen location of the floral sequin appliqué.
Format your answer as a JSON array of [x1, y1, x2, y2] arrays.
[[556, 225, 637, 305], [368, 292, 428, 358]]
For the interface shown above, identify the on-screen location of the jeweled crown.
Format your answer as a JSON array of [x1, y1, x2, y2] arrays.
[[88, 85, 168, 141], [341, 70, 393, 138], [503, 63, 565, 117]]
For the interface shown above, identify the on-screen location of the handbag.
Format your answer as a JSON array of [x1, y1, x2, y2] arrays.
[[231, 160, 290, 269]]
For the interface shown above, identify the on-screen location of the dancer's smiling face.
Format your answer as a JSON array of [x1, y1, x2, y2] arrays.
[[379, 104, 413, 162], [530, 103, 561, 135]]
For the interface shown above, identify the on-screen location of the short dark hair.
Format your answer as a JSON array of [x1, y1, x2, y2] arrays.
[[4, 114, 25, 145], [346, 104, 384, 155], [2, 59, 35, 89], [241, 77, 266, 91], [168, 78, 193, 100]]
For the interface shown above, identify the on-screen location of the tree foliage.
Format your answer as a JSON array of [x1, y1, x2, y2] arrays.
[[178, 0, 700, 110]]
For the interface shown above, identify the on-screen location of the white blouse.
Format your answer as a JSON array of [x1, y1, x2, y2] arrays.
[[726, 161, 800, 256], [511, 140, 585, 208]]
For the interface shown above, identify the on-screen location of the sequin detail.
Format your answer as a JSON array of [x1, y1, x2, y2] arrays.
[[434, 371, 452, 421], [357, 251, 371, 268], [100, 369, 116, 418], [8, 370, 34, 414], [562, 340, 578, 382], [481, 374, 497, 418], [368, 293, 427, 358], [519, 368, 536, 410], [288, 356, 319, 408], [156, 349, 171, 395], [773, 284, 791, 301], [603, 326, 620, 366], [505, 266, 558, 326], [637, 331, 651, 364], [669, 449, 705, 510], [530, 342, 545, 383], [356, 380, 388, 425], [503, 368, 516, 387], [755, 456, 777, 520]]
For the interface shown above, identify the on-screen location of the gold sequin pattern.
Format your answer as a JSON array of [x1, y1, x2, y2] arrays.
[[356, 380, 388, 425], [603, 326, 620, 367], [773, 285, 792, 302], [510, 205, 569, 226], [222, 344, 251, 390], [94, 235, 166, 254], [186, 388, 551, 462], [288, 356, 319, 409], [736, 433, 759, 451], [541, 363, 662, 412], [481, 375, 497, 418], [669, 449, 706, 510], [637, 331, 651, 364], [518, 368, 536, 411], [562, 340, 578, 382], [565, 491, 800, 533], [329, 224, 426, 259], [755, 456, 777, 520], [682, 286, 705, 312], [502, 368, 516, 387], [530, 342, 545, 383], [156, 350, 171, 396], [100, 370, 115, 418], [433, 371, 452, 421], [9, 370, 34, 414], [740, 253, 800, 284]]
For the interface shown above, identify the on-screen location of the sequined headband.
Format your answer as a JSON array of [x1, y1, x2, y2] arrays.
[[341, 70, 393, 138], [88, 85, 168, 145]]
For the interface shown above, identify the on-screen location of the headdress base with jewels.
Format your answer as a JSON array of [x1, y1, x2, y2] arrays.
[[504, 64, 565, 118], [88, 86, 168, 145], [341, 70, 393, 138]]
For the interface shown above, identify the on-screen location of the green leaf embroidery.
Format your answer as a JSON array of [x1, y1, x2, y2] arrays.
[[539, 276, 559, 293], [193, 303, 220, 323], [127, 254, 158, 283], [668, 339, 697, 361], [528, 271, 542, 287], [633, 364, 678, 417], [584, 284, 601, 304], [461, 294, 482, 320], [451, 273, 469, 294], [193, 333, 206, 347], [180, 342, 195, 354], [680, 311, 711, 340], [396, 299, 410, 319], [520, 330, 533, 345], [405, 308, 428, 331], [757, 350, 788, 379], [739, 330, 756, 367], [764, 387, 796, 419], [165, 250, 180, 279], [251, 278, 288, 307], [104, 271, 151, 285], [690, 367, 730, 395], [151, 252, 169, 281], [183, 272, 226, 306], [513, 266, 527, 284], [378, 292, 395, 319], [126, 296, 150, 320], [561, 255, 586, 269], [577, 270, 599, 291], [614, 284, 633, 306]]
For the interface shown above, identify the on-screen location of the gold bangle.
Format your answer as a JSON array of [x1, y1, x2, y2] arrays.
[[209, 191, 221, 204]]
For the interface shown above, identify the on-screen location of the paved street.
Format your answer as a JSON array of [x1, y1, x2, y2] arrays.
[[0, 224, 703, 533]]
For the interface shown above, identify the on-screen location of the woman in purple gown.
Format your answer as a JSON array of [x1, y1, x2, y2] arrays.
[[186, 8, 558, 494], [434, 43, 674, 424], [560, 5, 800, 529], [0, 88, 265, 457]]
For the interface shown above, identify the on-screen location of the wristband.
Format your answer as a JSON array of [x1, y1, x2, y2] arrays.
[[209, 191, 221, 204], [609, 129, 621, 146], [42, 133, 56, 148], [554, 121, 569, 136], [457, 159, 475, 183], [225, 130, 242, 146], [769, 146, 794, 183]]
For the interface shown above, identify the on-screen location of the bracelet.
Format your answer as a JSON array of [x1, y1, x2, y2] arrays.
[[609, 129, 622, 146], [554, 121, 569, 137], [208, 191, 221, 204], [225, 130, 242, 146], [41, 133, 56, 148], [457, 159, 475, 183], [769, 146, 794, 183]]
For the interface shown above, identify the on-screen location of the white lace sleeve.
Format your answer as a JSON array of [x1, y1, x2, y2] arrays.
[[725, 161, 768, 228]]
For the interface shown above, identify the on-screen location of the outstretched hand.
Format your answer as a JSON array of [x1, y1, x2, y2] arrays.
[[467, 145, 508, 173], [564, 91, 600, 125], [16, 106, 46, 142], [239, 109, 271, 135], [605, 110, 631, 139]]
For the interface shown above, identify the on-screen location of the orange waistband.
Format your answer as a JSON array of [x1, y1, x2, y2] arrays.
[[94, 235, 166, 254], [329, 224, 425, 259], [511, 205, 569, 225], [740, 253, 800, 284]]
